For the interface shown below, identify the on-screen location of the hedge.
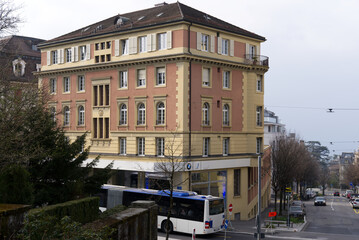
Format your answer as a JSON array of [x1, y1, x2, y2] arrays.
[[28, 197, 99, 224]]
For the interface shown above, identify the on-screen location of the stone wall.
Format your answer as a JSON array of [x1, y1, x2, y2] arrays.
[[0, 204, 31, 239]]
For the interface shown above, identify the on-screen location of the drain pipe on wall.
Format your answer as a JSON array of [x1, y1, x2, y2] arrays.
[[188, 21, 193, 189]]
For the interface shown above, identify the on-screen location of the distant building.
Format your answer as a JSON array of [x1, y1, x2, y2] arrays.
[[263, 109, 285, 146], [0, 35, 44, 82], [339, 152, 354, 187]]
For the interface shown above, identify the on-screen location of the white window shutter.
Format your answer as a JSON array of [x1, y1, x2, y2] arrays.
[[47, 51, 50, 65], [218, 37, 222, 54], [129, 37, 137, 54], [60, 49, 64, 63], [245, 43, 249, 59], [115, 40, 120, 56], [210, 35, 215, 53], [257, 45, 261, 56], [230, 40, 234, 56], [151, 34, 156, 51], [146, 34, 152, 51], [71, 47, 75, 62], [197, 32, 201, 50], [57, 49, 60, 64], [74, 46, 79, 61], [86, 44, 91, 60], [167, 31, 172, 49]]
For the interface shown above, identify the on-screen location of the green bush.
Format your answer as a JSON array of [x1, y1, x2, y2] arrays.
[[28, 197, 99, 224], [0, 164, 34, 204]]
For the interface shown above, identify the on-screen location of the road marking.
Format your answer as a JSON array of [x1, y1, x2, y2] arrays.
[[353, 209, 359, 214], [331, 198, 334, 211]]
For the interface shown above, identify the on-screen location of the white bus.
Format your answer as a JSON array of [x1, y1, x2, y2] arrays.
[[98, 185, 225, 235]]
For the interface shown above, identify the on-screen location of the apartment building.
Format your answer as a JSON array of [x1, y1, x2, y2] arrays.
[[37, 2, 269, 220]]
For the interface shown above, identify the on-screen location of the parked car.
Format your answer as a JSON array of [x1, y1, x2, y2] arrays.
[[345, 190, 354, 199], [334, 192, 340, 196], [289, 205, 305, 217], [352, 199, 359, 208], [314, 197, 326, 206], [349, 194, 359, 203]]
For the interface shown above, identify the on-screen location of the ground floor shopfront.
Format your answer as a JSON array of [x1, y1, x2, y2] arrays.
[[88, 154, 271, 220]]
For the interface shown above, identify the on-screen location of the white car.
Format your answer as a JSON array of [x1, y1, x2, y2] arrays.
[[352, 199, 359, 208], [314, 197, 326, 206]]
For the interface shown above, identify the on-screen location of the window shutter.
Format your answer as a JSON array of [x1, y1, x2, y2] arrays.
[[210, 35, 215, 53], [202, 68, 209, 84], [218, 37, 222, 54], [129, 37, 137, 54], [230, 40, 234, 56], [151, 34, 156, 51], [147, 34, 152, 51], [257, 44, 261, 56], [115, 39, 120, 56], [56, 49, 60, 63], [60, 49, 64, 63], [86, 44, 91, 60], [71, 47, 75, 62], [197, 32, 201, 50], [138, 69, 145, 79], [245, 43, 249, 59], [47, 51, 50, 65], [74, 46, 79, 61], [167, 31, 172, 49]]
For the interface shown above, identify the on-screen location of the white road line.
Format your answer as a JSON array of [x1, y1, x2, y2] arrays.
[[331, 198, 334, 211]]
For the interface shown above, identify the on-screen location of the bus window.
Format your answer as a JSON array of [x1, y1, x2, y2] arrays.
[[209, 199, 224, 215]]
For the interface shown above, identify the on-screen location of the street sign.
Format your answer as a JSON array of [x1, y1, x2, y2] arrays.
[[228, 203, 233, 215], [285, 187, 291, 193], [268, 212, 277, 217], [224, 220, 228, 229]]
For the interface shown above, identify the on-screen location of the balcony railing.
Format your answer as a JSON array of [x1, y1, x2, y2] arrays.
[[244, 54, 269, 66]]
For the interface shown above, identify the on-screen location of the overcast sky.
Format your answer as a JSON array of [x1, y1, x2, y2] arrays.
[[11, 0, 359, 156]]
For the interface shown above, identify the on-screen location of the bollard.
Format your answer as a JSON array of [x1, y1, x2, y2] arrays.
[[192, 228, 196, 240]]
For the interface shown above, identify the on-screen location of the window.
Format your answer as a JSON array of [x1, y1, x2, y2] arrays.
[[139, 36, 147, 52], [222, 39, 229, 55], [106, 54, 111, 62], [156, 137, 165, 157], [66, 48, 72, 62], [80, 46, 86, 60], [223, 104, 229, 126], [106, 41, 111, 49], [256, 137, 262, 154], [234, 169, 241, 196], [137, 69, 146, 87], [78, 105, 85, 125], [201, 34, 209, 51], [158, 33, 167, 50], [119, 138, 127, 155], [156, 67, 165, 85], [93, 84, 109, 106], [50, 78, 56, 93], [101, 42, 105, 50], [95, 43, 99, 50], [122, 39, 129, 55], [137, 137, 145, 156], [63, 106, 70, 126], [156, 102, 165, 125], [78, 75, 85, 91], [223, 138, 229, 156], [52, 50, 58, 64], [256, 106, 263, 126], [120, 71, 128, 88], [202, 102, 210, 125], [223, 71, 230, 89], [202, 68, 210, 87], [119, 104, 127, 125], [50, 107, 56, 122], [256, 75, 263, 92], [92, 117, 109, 139], [203, 137, 210, 157], [63, 77, 70, 93], [137, 103, 146, 125]]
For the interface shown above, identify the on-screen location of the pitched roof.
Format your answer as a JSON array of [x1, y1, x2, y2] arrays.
[[0, 35, 45, 57], [39, 2, 265, 47]]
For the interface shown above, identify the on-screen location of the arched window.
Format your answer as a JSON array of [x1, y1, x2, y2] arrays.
[[120, 104, 127, 125], [78, 105, 85, 125], [63, 106, 70, 126], [223, 104, 229, 126], [137, 103, 145, 125], [202, 102, 210, 125], [156, 102, 165, 125]]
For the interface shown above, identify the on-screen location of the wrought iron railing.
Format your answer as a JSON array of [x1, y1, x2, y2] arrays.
[[244, 54, 269, 66]]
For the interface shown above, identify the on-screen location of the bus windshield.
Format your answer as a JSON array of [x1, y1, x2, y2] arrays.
[[209, 199, 224, 215]]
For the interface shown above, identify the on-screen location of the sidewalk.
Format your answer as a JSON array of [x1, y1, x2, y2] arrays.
[[227, 202, 307, 235]]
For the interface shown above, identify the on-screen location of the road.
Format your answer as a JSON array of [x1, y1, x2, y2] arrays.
[[159, 192, 359, 240]]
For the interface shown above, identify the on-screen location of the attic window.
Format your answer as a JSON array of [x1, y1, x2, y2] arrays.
[[96, 25, 103, 31], [204, 15, 211, 20], [157, 12, 163, 17], [138, 16, 145, 21], [82, 27, 90, 32]]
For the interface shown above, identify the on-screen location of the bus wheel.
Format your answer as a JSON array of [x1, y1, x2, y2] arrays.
[[161, 220, 173, 233]]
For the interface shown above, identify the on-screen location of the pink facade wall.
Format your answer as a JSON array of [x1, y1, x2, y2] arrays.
[[190, 63, 243, 132]]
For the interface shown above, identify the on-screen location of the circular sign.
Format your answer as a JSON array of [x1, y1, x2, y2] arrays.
[[186, 163, 191, 170], [228, 204, 233, 213]]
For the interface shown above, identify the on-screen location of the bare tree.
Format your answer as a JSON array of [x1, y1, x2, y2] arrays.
[[154, 131, 190, 240], [0, 0, 22, 36]]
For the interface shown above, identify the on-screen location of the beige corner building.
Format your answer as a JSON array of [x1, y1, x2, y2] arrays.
[[37, 2, 270, 220]]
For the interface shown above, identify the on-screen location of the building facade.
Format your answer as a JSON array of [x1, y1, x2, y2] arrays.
[[37, 2, 269, 220], [264, 109, 285, 147]]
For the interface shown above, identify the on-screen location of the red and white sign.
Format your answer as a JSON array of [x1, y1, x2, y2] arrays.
[[228, 204, 233, 215], [268, 211, 277, 217]]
